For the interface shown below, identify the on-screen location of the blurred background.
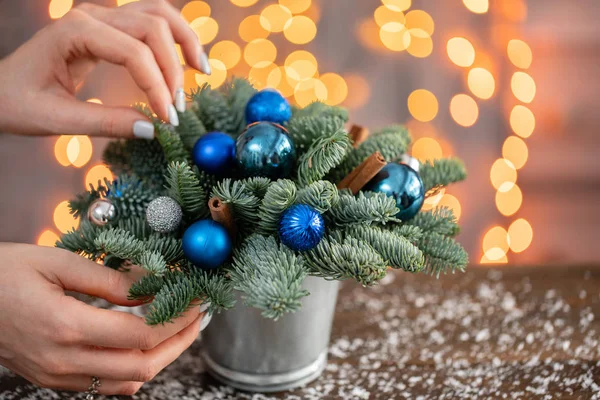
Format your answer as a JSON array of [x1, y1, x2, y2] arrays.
[[1, 0, 598, 266]]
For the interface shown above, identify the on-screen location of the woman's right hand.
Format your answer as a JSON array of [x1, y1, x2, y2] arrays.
[[0, 243, 205, 396]]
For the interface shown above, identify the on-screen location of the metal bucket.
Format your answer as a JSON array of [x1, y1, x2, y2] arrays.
[[201, 277, 340, 392]]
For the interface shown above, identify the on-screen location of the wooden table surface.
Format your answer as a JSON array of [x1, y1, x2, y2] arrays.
[[1, 265, 599, 399]]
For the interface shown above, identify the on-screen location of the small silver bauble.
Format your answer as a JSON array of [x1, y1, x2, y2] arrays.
[[88, 199, 117, 226], [146, 196, 183, 233]]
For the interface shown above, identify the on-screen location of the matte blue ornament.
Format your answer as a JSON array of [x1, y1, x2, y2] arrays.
[[363, 162, 425, 221], [182, 220, 232, 270], [192, 132, 236, 175], [235, 122, 296, 178], [245, 89, 292, 125], [279, 204, 325, 252]]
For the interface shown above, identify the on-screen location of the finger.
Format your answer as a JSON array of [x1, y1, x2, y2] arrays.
[[70, 315, 202, 382], [71, 301, 201, 349], [61, 9, 172, 123], [77, 3, 183, 115], [123, 0, 211, 75], [34, 374, 144, 397]]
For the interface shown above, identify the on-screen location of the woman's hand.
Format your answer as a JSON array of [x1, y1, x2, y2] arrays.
[[0, 243, 205, 396], [0, 0, 210, 139]]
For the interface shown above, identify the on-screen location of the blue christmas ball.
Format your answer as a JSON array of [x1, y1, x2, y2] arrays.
[[235, 122, 296, 178], [192, 132, 236, 175], [245, 89, 292, 125], [279, 204, 325, 252], [182, 220, 232, 270], [363, 162, 425, 221]]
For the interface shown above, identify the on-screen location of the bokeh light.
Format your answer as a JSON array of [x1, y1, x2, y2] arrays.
[[57, 136, 92, 168], [260, 4, 292, 33], [480, 248, 508, 264], [284, 16, 317, 44], [117, 0, 138, 5], [407, 29, 433, 58], [230, 0, 259, 7], [279, 0, 311, 14], [85, 164, 114, 189], [49, 0, 72, 19], [462, 0, 489, 14], [511, 72, 536, 103], [53, 200, 79, 234], [495, 184, 522, 216], [508, 218, 533, 253], [195, 59, 227, 88], [37, 230, 60, 247], [379, 23, 411, 52], [467, 67, 495, 100], [407, 89, 438, 122], [210, 41, 241, 69], [510, 105, 535, 138], [437, 194, 462, 221], [54, 136, 72, 167], [502, 136, 529, 169], [294, 78, 328, 107], [507, 39, 532, 69], [244, 38, 277, 68], [190, 17, 219, 45], [374, 5, 405, 27], [382, 0, 412, 12], [422, 188, 445, 211], [357, 19, 388, 52], [482, 226, 510, 260], [490, 158, 517, 192], [447, 37, 475, 67], [343, 74, 371, 109], [249, 63, 279, 90], [181, 1, 211, 22], [405, 10, 434, 35], [320, 73, 348, 106], [411, 137, 442, 162], [450, 94, 479, 127], [285, 50, 318, 82], [86, 98, 103, 104], [500, 0, 527, 22], [239, 15, 270, 42], [269, 66, 295, 97]]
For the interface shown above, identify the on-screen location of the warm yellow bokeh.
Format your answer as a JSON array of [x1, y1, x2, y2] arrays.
[[58, 136, 92, 168], [480, 248, 508, 264], [507, 39, 532, 69], [279, 0, 311, 14], [343, 74, 371, 109], [117, 0, 138, 5], [285, 51, 318, 82], [249, 63, 279, 90], [210, 41, 242, 69], [284, 16, 317, 44], [320, 73, 348, 106], [54, 136, 72, 167], [482, 226, 510, 259], [85, 164, 114, 189], [379, 23, 411, 52], [412, 137, 442, 162], [184, 69, 199, 93], [382, 0, 412, 12], [407, 29, 433, 58], [511, 71, 536, 103], [437, 194, 462, 221], [86, 98, 103, 105], [374, 5, 405, 27], [508, 218, 533, 253], [422, 188, 445, 211], [405, 10, 434, 35], [450, 94, 479, 127], [190, 17, 219, 45], [490, 158, 517, 192], [447, 37, 475, 67], [244, 39, 277, 68], [495, 184, 522, 216], [195, 59, 227, 88], [294, 78, 328, 107], [260, 4, 292, 33], [462, 0, 489, 14], [500, 0, 527, 22], [468, 68, 495, 100], [54, 200, 79, 234], [510, 105, 535, 138], [408, 89, 438, 122], [269, 67, 295, 97], [239, 15, 270, 42], [37, 230, 60, 247], [230, 0, 259, 7], [49, 0, 72, 19], [502, 136, 528, 169], [181, 1, 211, 22]]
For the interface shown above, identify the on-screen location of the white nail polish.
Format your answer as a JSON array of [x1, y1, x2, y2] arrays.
[[200, 313, 212, 331], [175, 88, 186, 113], [133, 120, 155, 140], [199, 302, 210, 313], [200, 53, 212, 75], [168, 104, 180, 127]]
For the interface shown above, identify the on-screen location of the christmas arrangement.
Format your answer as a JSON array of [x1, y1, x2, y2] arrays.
[[58, 79, 468, 325]]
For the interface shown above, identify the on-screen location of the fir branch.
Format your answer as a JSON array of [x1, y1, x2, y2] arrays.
[[106, 175, 158, 220], [222, 78, 257, 136], [145, 274, 197, 325], [56, 220, 103, 259], [104, 139, 168, 188], [144, 234, 184, 264], [102, 141, 128, 175], [304, 236, 387, 286], [138, 250, 168, 276], [286, 115, 348, 153], [175, 109, 207, 150], [68, 185, 104, 219], [291, 101, 349, 122], [420, 157, 467, 194], [342, 226, 425, 272], [116, 217, 153, 240], [128, 273, 169, 301], [187, 267, 236, 315], [156, 124, 190, 164], [212, 178, 262, 233], [195, 167, 219, 195], [296, 127, 353, 186], [296, 180, 340, 214], [418, 232, 468, 277], [230, 235, 309, 320], [165, 162, 209, 220], [407, 207, 460, 237], [257, 179, 298, 235], [240, 176, 272, 199], [390, 224, 423, 244], [94, 228, 144, 262], [328, 192, 400, 226]]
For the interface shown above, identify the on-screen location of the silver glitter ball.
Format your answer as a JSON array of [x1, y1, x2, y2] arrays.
[[146, 196, 183, 233], [88, 199, 117, 226]]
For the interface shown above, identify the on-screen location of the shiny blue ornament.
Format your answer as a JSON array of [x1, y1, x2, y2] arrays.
[[235, 122, 296, 178], [192, 132, 236, 175], [245, 89, 292, 125], [279, 204, 325, 252], [182, 220, 232, 270], [363, 162, 425, 221]]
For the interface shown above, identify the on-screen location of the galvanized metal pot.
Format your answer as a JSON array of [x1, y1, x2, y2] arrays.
[[201, 277, 340, 392]]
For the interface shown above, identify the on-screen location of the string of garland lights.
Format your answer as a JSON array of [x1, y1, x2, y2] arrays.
[[38, 0, 533, 264]]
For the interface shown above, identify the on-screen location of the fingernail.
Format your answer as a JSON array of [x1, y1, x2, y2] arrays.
[[200, 313, 212, 331], [199, 302, 210, 314], [200, 53, 212, 75], [133, 120, 155, 140], [168, 104, 180, 127], [175, 88, 186, 113]]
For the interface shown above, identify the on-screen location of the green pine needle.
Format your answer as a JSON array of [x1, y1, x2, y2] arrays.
[[407, 206, 460, 237], [420, 157, 467, 194], [257, 179, 298, 235], [328, 192, 400, 226], [419, 232, 468, 277], [296, 180, 340, 214], [165, 161, 209, 220]]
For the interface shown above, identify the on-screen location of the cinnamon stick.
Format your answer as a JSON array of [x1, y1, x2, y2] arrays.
[[337, 152, 386, 194], [209, 197, 237, 238], [349, 124, 369, 148]]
